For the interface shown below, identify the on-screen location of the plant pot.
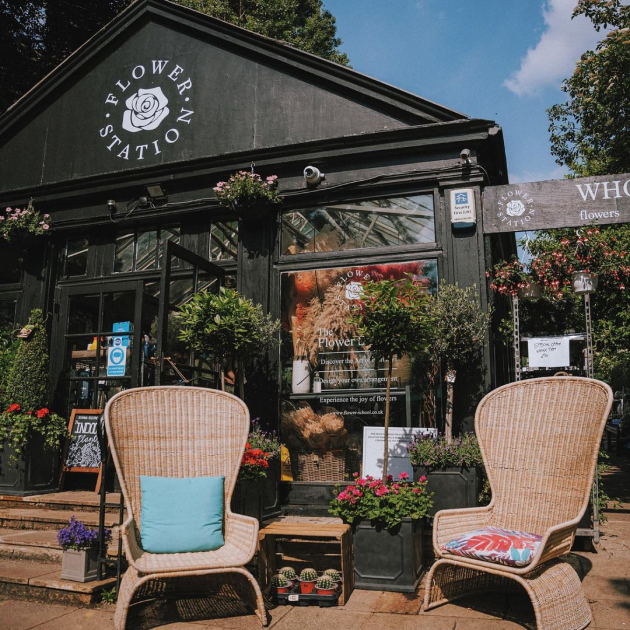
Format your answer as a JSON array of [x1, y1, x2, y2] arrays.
[[316, 587, 336, 596], [291, 358, 310, 394], [517, 283, 542, 300], [60, 547, 99, 582], [0, 434, 60, 496], [353, 517, 424, 592], [572, 271, 598, 294], [231, 477, 263, 523], [414, 466, 481, 516], [299, 580, 317, 594], [230, 198, 274, 220], [276, 586, 290, 594]]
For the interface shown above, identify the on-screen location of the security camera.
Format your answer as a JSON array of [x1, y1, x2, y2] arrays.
[[304, 165, 325, 186], [460, 148, 472, 164], [107, 199, 117, 213]]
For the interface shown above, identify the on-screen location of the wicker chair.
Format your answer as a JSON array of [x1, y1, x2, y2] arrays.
[[423, 376, 612, 630], [104, 386, 268, 629]]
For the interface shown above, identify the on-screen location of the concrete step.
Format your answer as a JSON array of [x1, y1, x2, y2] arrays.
[[0, 557, 116, 606], [0, 507, 121, 532], [0, 491, 122, 514]]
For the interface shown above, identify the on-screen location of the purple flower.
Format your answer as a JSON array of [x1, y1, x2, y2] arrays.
[[57, 515, 111, 550]]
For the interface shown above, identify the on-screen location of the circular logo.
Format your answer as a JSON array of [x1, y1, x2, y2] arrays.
[[496, 189, 536, 227], [506, 200, 526, 217], [99, 59, 195, 162], [114, 337, 122, 347], [109, 348, 125, 365]]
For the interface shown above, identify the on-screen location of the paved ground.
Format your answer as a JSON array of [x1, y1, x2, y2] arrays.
[[1, 458, 629, 630]]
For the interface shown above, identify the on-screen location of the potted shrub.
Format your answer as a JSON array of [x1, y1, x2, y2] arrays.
[[407, 432, 483, 515], [315, 575, 337, 595], [329, 471, 432, 592], [57, 516, 112, 583], [298, 568, 318, 594], [214, 170, 281, 219], [0, 200, 52, 250], [0, 310, 68, 495], [231, 418, 282, 523], [178, 286, 280, 400], [350, 276, 433, 481], [270, 574, 291, 594]]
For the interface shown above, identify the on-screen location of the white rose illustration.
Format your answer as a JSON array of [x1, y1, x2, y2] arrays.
[[506, 200, 526, 217], [122, 87, 169, 133], [345, 282, 363, 300]]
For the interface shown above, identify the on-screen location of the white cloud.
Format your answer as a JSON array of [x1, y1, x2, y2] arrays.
[[504, 0, 605, 97], [510, 165, 568, 184]]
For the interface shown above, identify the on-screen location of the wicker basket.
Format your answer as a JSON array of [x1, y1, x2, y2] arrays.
[[291, 450, 347, 482]]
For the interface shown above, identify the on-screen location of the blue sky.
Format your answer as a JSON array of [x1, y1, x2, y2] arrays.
[[325, 0, 606, 184]]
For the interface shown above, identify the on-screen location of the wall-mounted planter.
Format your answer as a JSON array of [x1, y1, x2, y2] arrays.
[[353, 517, 423, 592], [414, 466, 481, 516]]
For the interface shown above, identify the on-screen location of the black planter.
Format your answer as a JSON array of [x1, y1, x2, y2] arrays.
[[353, 517, 424, 592], [261, 461, 281, 520], [414, 466, 481, 516], [0, 435, 61, 496], [231, 478, 264, 522]]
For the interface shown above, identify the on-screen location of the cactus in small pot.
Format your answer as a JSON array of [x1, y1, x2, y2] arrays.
[[316, 575, 337, 595], [299, 567, 318, 594], [323, 568, 341, 582], [279, 566, 297, 587], [270, 573, 290, 593]]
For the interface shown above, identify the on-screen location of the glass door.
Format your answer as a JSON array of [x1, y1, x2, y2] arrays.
[[53, 281, 143, 417]]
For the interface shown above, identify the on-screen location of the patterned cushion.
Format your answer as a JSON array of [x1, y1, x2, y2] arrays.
[[442, 526, 542, 567]]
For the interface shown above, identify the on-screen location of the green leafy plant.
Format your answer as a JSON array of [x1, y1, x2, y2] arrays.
[[315, 575, 336, 590], [350, 276, 433, 480], [214, 171, 281, 213], [0, 324, 19, 410], [299, 568, 318, 582], [329, 471, 433, 530], [429, 284, 492, 442], [0, 309, 67, 462], [279, 567, 297, 580], [178, 287, 280, 399], [407, 432, 482, 470], [0, 200, 52, 247], [100, 587, 117, 605], [597, 450, 620, 524], [486, 256, 535, 297], [270, 574, 289, 588], [323, 569, 340, 581]]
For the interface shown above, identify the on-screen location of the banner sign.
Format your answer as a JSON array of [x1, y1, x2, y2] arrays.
[[482, 172, 630, 233]]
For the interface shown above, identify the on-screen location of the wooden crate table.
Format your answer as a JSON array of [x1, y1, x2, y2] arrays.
[[258, 520, 353, 605]]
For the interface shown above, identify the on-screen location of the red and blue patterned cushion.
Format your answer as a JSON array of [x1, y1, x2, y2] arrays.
[[442, 526, 542, 567]]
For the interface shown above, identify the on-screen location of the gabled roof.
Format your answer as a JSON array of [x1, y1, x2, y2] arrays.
[[0, 0, 470, 195]]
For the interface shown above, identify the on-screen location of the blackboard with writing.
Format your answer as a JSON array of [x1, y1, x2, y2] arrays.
[[62, 409, 103, 473]]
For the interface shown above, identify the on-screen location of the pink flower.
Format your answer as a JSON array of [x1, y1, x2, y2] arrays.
[[386, 474, 393, 482], [353, 472, 359, 478], [44, 214, 50, 218], [392, 483, 400, 490], [366, 475, 373, 481], [412, 488, 421, 494], [368, 480, 380, 489], [43, 224, 50, 230], [356, 478, 366, 486], [375, 486, 389, 497], [418, 476, 427, 483], [398, 472, 409, 480]]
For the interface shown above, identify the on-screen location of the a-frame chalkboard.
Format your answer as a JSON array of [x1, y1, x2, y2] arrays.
[[60, 409, 103, 490]]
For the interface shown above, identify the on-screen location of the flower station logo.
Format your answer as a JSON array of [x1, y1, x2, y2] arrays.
[[99, 60, 194, 161], [495, 188, 536, 228]]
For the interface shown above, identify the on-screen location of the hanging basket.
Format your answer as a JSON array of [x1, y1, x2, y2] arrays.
[[571, 271, 598, 294], [517, 283, 543, 300], [230, 198, 277, 220]]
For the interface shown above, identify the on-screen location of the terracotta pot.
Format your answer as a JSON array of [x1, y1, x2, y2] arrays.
[[572, 271, 598, 294], [276, 586, 290, 594], [316, 587, 336, 596], [299, 579, 316, 594]]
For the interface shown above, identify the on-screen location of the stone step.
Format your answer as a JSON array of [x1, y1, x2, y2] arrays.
[[0, 507, 121, 532], [0, 557, 116, 606], [0, 491, 122, 514]]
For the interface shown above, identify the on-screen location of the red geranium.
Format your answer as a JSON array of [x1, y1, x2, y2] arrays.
[[6, 403, 20, 413], [35, 408, 50, 419]]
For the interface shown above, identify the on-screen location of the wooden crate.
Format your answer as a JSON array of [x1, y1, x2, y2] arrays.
[[258, 521, 353, 605]]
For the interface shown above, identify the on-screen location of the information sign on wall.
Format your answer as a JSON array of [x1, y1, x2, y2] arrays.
[[527, 337, 571, 368]]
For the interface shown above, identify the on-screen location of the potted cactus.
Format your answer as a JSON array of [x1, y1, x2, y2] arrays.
[[316, 575, 337, 595], [323, 568, 341, 583], [270, 573, 290, 594], [299, 568, 318, 594], [279, 566, 297, 588]]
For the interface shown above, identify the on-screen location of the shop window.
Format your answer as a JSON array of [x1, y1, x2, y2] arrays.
[[114, 226, 180, 273], [0, 299, 16, 327], [0, 244, 21, 284], [282, 194, 435, 256], [280, 259, 438, 482], [210, 220, 238, 260], [63, 237, 89, 277]]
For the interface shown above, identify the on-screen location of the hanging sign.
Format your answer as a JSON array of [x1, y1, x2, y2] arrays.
[[483, 172, 630, 233], [527, 337, 571, 368], [362, 427, 437, 480], [449, 189, 476, 227]]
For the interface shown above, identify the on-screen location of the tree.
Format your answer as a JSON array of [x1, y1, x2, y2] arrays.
[[0, 0, 348, 114], [351, 277, 434, 482], [429, 283, 491, 443], [548, 0, 630, 176]]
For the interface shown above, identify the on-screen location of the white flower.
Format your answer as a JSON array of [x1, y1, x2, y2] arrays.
[[122, 87, 169, 133]]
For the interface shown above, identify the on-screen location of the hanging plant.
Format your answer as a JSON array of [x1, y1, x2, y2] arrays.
[[213, 171, 281, 217], [486, 256, 536, 297], [0, 200, 52, 248]]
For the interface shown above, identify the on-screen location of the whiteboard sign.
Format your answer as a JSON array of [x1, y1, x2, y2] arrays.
[[362, 427, 437, 479], [527, 337, 570, 368]]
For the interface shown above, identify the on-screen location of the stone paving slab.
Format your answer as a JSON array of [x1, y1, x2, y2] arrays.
[[0, 598, 75, 630], [0, 508, 119, 529], [0, 558, 58, 584]]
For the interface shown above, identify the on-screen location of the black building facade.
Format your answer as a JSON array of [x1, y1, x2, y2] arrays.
[[0, 0, 513, 499]]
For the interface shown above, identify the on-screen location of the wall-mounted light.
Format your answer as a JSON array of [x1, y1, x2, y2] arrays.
[[107, 199, 117, 213], [145, 183, 167, 203]]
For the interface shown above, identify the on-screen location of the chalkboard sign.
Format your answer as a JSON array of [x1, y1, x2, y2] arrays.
[[62, 409, 103, 473]]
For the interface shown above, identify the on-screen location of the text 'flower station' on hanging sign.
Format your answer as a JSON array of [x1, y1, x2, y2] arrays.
[[99, 59, 195, 161]]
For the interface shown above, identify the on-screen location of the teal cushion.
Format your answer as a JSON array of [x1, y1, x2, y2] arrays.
[[140, 475, 225, 553]]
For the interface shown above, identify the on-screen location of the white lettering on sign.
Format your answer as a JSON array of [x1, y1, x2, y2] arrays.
[[99, 58, 195, 161], [527, 337, 571, 368]]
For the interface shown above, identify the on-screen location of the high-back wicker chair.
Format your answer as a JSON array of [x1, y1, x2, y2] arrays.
[[104, 386, 268, 629], [423, 376, 612, 630]]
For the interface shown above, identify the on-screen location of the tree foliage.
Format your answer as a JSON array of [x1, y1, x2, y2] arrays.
[[548, 0, 630, 176], [0, 0, 348, 114]]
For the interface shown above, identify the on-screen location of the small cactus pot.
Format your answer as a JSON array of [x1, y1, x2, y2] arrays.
[[316, 586, 336, 596], [299, 579, 317, 594], [276, 585, 290, 594]]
